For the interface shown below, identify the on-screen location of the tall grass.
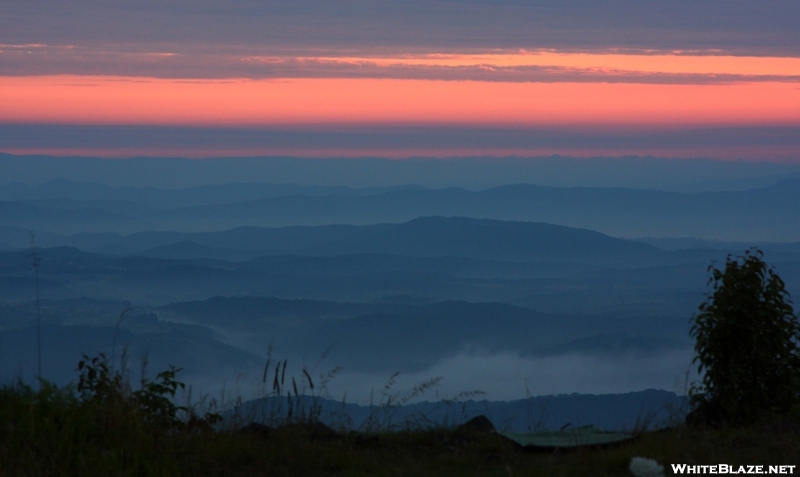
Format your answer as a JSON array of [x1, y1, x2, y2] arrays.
[[0, 352, 222, 476], [2, 352, 798, 477], [29, 232, 42, 379]]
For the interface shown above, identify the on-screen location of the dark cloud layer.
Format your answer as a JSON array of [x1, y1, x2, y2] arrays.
[[2, 1, 799, 56], [4, 123, 800, 150], [3, 124, 799, 161]]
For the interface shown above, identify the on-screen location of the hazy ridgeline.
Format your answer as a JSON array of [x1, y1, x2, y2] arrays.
[[3, 154, 800, 240], [1, 155, 799, 428]]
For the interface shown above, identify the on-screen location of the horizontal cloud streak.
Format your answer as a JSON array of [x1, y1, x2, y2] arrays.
[[3, 46, 800, 84]]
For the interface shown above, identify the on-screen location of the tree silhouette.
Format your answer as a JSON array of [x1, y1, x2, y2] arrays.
[[690, 250, 800, 425]]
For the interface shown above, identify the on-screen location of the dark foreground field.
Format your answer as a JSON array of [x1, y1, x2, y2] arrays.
[[2, 379, 798, 477]]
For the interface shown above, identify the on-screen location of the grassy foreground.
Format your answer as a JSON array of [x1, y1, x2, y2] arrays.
[[1, 377, 798, 477]]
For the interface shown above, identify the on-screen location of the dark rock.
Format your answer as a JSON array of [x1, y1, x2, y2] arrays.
[[457, 415, 495, 433], [306, 421, 339, 439], [352, 433, 381, 447], [238, 422, 273, 438], [278, 421, 340, 440]]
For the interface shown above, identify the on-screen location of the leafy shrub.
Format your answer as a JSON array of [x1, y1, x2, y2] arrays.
[[690, 250, 800, 425], [77, 353, 191, 428], [0, 355, 219, 476]]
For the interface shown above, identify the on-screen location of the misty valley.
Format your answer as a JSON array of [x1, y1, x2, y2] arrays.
[[2, 158, 799, 430]]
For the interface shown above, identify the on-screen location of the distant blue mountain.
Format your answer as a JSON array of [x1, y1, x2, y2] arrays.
[[71, 216, 661, 263], [2, 153, 799, 191], [159, 295, 692, 373], [0, 178, 421, 206], [1, 178, 799, 240]]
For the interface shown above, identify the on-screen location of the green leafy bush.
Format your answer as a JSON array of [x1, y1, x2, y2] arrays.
[[76, 353, 220, 429], [0, 354, 223, 476], [690, 250, 800, 425]]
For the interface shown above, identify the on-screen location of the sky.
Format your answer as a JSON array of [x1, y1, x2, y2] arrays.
[[2, 0, 800, 160]]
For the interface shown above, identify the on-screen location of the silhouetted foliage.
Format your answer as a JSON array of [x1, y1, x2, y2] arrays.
[[77, 353, 219, 429], [690, 250, 800, 425]]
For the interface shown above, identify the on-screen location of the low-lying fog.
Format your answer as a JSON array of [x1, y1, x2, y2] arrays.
[[178, 347, 696, 407]]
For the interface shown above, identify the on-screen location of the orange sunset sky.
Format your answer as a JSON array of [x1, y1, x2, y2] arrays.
[[2, 1, 800, 160]]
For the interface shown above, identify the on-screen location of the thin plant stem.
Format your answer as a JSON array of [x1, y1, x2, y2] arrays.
[[30, 233, 42, 380]]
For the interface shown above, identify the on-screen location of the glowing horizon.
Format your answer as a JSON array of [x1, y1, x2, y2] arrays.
[[2, 47, 800, 160], [4, 75, 800, 126]]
